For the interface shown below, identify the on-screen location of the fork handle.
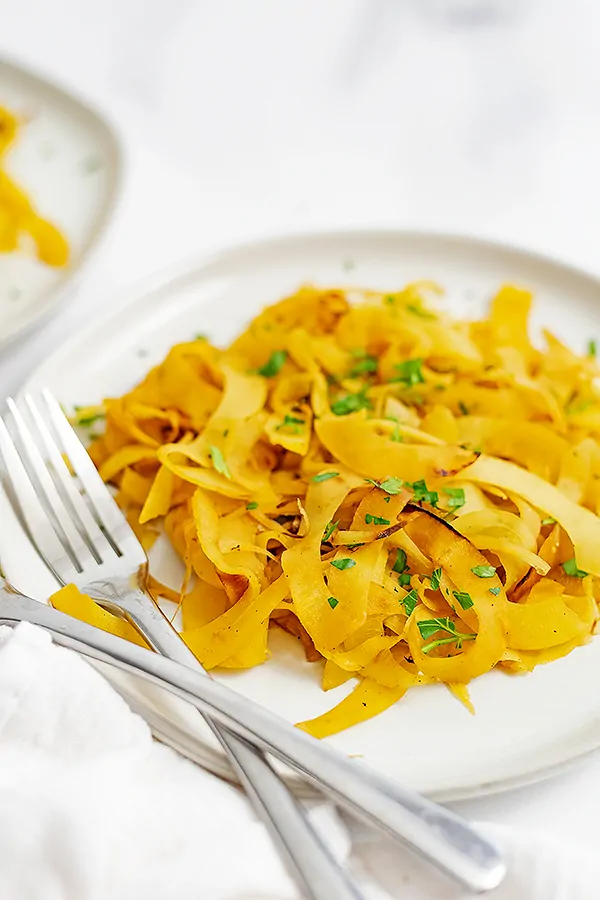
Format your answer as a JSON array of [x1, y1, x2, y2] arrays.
[[94, 586, 364, 900], [4, 589, 505, 894]]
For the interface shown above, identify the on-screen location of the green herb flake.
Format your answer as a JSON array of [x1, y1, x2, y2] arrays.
[[392, 548, 408, 574], [541, 517, 556, 526], [421, 633, 476, 654], [398, 572, 411, 587], [458, 401, 469, 416], [209, 445, 232, 480], [471, 565, 496, 578], [331, 388, 372, 416], [391, 358, 425, 388], [444, 487, 465, 510], [75, 412, 105, 427], [410, 479, 439, 507], [330, 558, 357, 571], [246, 501, 258, 510], [385, 416, 403, 442], [588, 339, 597, 358], [418, 617, 458, 641], [73, 406, 105, 428], [417, 617, 476, 654], [489, 587, 501, 596], [349, 356, 378, 377], [312, 471, 339, 483], [365, 513, 391, 526], [327, 596, 339, 609], [384, 294, 396, 305], [562, 557, 588, 578], [453, 590, 474, 610], [275, 414, 304, 433], [407, 303, 434, 319], [429, 567, 442, 591], [384, 495, 391, 503], [322, 520, 339, 543], [379, 476, 404, 494], [566, 398, 593, 416], [400, 588, 419, 616], [194, 333, 208, 341], [258, 349, 287, 378], [366, 476, 404, 495]]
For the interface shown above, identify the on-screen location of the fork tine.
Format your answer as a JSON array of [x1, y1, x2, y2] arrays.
[[22, 394, 116, 563], [40, 388, 142, 556], [0, 415, 75, 579], [6, 399, 98, 573]]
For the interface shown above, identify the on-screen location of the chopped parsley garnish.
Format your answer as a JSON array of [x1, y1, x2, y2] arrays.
[[566, 398, 593, 416], [391, 358, 425, 387], [366, 476, 404, 495], [386, 416, 403, 442], [349, 356, 378, 377], [398, 572, 411, 587], [246, 502, 258, 510], [384, 294, 396, 305], [322, 520, 339, 542], [410, 479, 439, 507], [331, 388, 372, 416], [407, 303, 434, 319], [331, 558, 356, 571], [562, 557, 588, 578], [312, 471, 339, 483], [471, 565, 496, 578], [258, 349, 287, 377], [327, 596, 339, 609], [588, 339, 597, 358], [453, 590, 474, 610], [365, 513, 390, 526], [458, 401, 469, 416], [209, 445, 231, 479], [400, 588, 418, 616], [428, 567, 442, 591], [489, 587, 501, 596], [417, 617, 476, 654], [444, 487, 465, 510], [392, 548, 408, 574], [194, 333, 207, 341], [73, 406, 105, 428], [276, 414, 304, 433], [541, 517, 556, 526]]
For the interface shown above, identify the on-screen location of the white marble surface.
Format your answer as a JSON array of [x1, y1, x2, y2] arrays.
[[2, 0, 600, 863]]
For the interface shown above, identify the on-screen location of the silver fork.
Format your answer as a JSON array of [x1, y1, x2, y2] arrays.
[[0, 391, 364, 900], [0, 389, 506, 895]]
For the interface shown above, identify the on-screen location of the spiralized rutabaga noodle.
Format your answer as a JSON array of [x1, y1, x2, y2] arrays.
[[0, 106, 69, 267], [53, 282, 600, 736]]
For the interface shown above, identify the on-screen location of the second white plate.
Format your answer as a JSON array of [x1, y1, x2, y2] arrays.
[[19, 228, 600, 800], [0, 58, 122, 347]]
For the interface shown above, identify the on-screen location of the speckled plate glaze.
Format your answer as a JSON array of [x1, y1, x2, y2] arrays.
[[18, 229, 600, 800], [0, 58, 122, 348]]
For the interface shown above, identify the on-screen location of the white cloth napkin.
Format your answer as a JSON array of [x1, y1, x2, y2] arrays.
[[0, 622, 596, 900]]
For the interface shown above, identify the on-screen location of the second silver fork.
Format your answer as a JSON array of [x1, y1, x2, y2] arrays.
[[0, 389, 365, 900]]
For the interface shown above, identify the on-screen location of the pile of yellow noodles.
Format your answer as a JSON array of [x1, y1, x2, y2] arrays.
[[53, 282, 600, 736], [0, 106, 69, 267]]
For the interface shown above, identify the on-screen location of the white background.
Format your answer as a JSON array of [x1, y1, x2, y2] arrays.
[[2, 0, 600, 852]]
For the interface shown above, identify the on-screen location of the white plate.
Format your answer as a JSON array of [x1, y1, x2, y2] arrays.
[[20, 229, 600, 801], [0, 58, 122, 347]]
